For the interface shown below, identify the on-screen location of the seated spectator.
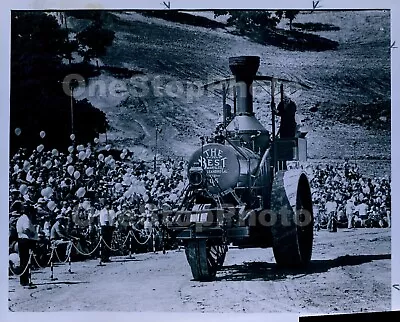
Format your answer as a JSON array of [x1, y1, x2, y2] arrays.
[[50, 215, 77, 257]]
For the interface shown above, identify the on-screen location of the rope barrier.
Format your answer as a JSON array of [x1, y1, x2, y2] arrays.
[[31, 254, 47, 270], [30, 247, 55, 270], [71, 238, 102, 256], [130, 230, 153, 246], [9, 253, 32, 277], [121, 232, 131, 248], [54, 246, 71, 263], [9, 228, 166, 279], [101, 235, 124, 252]]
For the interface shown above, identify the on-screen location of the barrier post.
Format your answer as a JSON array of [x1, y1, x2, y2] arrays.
[[128, 232, 132, 259], [97, 237, 105, 266], [27, 250, 36, 289], [50, 248, 58, 281], [162, 226, 166, 255], [152, 229, 156, 253], [50, 261, 57, 281], [68, 243, 73, 274]]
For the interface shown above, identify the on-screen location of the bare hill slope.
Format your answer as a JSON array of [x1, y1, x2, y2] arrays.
[[75, 10, 390, 171]]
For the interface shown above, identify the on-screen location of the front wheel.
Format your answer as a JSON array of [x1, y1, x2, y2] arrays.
[[185, 239, 227, 281]]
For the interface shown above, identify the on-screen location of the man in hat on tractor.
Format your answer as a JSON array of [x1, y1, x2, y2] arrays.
[[276, 96, 298, 138]]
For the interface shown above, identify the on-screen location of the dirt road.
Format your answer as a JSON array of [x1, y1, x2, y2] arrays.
[[8, 228, 390, 314]]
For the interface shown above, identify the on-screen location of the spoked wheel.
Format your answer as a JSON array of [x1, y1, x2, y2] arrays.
[[185, 239, 228, 281], [271, 171, 314, 268], [209, 243, 228, 268]]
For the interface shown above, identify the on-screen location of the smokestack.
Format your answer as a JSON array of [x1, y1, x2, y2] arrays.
[[229, 56, 260, 115]]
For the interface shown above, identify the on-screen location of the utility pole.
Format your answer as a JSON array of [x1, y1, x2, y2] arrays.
[[154, 126, 161, 171], [70, 84, 74, 135], [271, 78, 276, 170]]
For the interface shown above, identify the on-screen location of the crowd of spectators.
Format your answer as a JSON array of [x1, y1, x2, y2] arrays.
[[310, 161, 391, 230], [9, 135, 187, 275], [9, 134, 391, 284]]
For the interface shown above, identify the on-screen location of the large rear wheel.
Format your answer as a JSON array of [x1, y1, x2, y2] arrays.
[[185, 239, 227, 281], [271, 171, 314, 268]]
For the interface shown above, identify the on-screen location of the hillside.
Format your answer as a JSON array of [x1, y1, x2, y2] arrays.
[[72, 10, 390, 174]]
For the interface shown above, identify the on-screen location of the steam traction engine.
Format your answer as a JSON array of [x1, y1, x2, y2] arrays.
[[163, 56, 314, 281]]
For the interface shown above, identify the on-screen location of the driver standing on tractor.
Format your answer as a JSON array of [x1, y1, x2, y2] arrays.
[[276, 96, 298, 138]]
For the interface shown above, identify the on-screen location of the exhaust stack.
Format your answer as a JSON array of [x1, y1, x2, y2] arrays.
[[226, 56, 269, 153], [229, 56, 260, 115]]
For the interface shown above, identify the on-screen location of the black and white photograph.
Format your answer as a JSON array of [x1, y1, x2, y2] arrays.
[[3, 1, 397, 319]]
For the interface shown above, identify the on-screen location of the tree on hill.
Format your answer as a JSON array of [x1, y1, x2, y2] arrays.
[[214, 10, 282, 34], [75, 22, 115, 64], [283, 10, 300, 30], [214, 10, 337, 51], [10, 11, 109, 155]]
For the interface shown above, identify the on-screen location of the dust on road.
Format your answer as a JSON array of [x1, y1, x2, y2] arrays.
[[8, 228, 390, 314]]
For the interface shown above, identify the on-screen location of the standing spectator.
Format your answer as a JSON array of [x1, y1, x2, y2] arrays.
[[99, 203, 114, 262], [356, 199, 369, 227], [16, 203, 38, 287], [313, 199, 321, 231], [336, 205, 346, 226], [345, 197, 355, 229], [87, 217, 100, 257], [43, 215, 51, 239], [144, 215, 153, 235], [325, 197, 337, 231], [144, 213, 153, 252], [386, 209, 391, 228]]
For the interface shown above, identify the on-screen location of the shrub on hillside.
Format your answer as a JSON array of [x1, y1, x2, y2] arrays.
[[141, 10, 226, 29], [292, 22, 340, 32]]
